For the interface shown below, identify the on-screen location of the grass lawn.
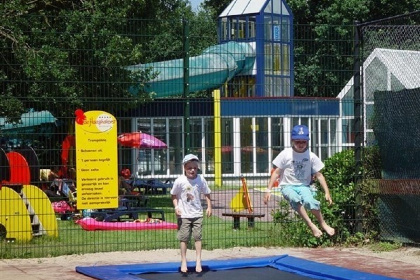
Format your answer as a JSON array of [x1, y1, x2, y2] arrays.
[[0, 194, 275, 259]]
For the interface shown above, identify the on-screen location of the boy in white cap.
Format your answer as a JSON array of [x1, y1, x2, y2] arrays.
[[264, 125, 335, 237], [171, 154, 212, 273]]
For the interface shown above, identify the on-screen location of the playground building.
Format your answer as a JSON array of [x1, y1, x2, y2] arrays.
[[124, 0, 345, 180]]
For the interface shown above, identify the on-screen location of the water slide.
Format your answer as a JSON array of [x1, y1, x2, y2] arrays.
[[127, 41, 256, 97]]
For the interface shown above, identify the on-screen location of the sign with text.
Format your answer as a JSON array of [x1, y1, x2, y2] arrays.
[[75, 110, 118, 210]]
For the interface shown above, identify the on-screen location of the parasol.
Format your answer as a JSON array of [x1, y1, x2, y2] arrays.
[[241, 146, 266, 154], [117, 132, 167, 149]]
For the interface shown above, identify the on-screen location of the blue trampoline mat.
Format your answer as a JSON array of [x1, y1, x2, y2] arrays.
[[76, 254, 402, 280]]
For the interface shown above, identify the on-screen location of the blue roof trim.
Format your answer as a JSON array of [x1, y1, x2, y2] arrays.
[[130, 98, 213, 118], [221, 97, 340, 116], [129, 97, 339, 118]]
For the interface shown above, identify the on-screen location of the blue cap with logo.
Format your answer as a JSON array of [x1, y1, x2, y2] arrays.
[[291, 125, 310, 140]]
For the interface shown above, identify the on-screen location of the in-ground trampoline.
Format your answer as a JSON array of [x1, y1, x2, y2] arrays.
[[75, 255, 400, 280]]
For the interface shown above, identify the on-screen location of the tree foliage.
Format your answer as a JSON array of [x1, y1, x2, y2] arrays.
[[0, 0, 210, 122], [1, 0, 418, 121], [288, 0, 419, 97], [202, 0, 229, 18]]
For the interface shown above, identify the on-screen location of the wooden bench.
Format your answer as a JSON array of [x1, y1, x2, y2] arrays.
[[222, 213, 265, 229]]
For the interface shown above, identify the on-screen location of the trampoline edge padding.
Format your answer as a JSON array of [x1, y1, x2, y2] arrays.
[[273, 255, 401, 280], [75, 254, 401, 280]]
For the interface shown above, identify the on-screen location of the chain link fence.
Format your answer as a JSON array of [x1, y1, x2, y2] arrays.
[[1, 11, 419, 259], [359, 11, 420, 244]]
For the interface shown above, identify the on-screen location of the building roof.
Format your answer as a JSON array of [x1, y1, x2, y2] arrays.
[[0, 110, 56, 132], [337, 48, 420, 99], [219, 0, 291, 17], [364, 48, 420, 90], [220, 0, 265, 17]]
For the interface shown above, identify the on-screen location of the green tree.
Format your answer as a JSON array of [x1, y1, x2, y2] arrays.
[[141, 4, 217, 62], [0, 0, 205, 122], [0, 0, 212, 168], [202, 0, 230, 18], [288, 0, 420, 97], [0, 1, 152, 125]]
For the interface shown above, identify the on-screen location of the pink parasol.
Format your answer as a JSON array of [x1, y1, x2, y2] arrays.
[[117, 132, 167, 149], [241, 146, 267, 154], [221, 146, 233, 153]]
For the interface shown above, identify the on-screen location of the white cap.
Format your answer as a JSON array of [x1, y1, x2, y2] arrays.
[[182, 154, 199, 165]]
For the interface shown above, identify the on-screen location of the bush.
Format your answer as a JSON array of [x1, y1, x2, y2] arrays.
[[271, 147, 382, 247]]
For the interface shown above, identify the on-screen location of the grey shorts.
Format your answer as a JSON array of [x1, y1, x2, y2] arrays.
[[177, 217, 203, 242]]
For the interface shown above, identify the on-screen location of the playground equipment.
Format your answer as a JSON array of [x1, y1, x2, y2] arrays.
[[127, 0, 294, 99], [5, 151, 31, 185], [0, 186, 32, 241], [0, 147, 58, 242], [128, 41, 256, 97], [0, 185, 58, 242], [230, 176, 253, 213], [122, 1, 295, 184], [222, 176, 265, 229]]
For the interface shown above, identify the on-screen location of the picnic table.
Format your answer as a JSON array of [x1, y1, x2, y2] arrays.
[[128, 179, 173, 195]]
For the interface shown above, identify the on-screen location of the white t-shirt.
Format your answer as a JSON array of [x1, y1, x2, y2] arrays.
[[272, 147, 324, 186], [170, 174, 211, 219]]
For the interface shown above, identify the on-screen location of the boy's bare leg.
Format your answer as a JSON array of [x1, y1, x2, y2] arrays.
[[195, 240, 202, 273], [311, 209, 335, 236], [180, 241, 188, 273], [296, 204, 322, 237]]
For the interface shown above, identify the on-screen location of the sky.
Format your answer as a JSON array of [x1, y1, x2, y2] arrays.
[[190, 0, 204, 11]]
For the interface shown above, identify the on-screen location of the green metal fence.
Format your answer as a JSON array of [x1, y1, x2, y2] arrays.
[[0, 13, 419, 259], [358, 11, 420, 244]]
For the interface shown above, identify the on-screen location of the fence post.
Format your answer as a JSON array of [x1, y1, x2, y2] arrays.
[[353, 21, 363, 233], [213, 89, 222, 187], [183, 18, 191, 154]]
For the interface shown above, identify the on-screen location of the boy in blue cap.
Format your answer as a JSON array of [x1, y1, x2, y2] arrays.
[[264, 125, 335, 237]]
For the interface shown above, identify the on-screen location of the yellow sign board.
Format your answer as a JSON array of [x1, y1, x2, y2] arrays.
[[75, 110, 118, 210]]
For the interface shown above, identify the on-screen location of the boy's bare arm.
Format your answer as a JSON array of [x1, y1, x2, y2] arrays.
[[172, 195, 182, 215], [204, 194, 212, 217], [314, 172, 332, 205], [264, 167, 282, 204]]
